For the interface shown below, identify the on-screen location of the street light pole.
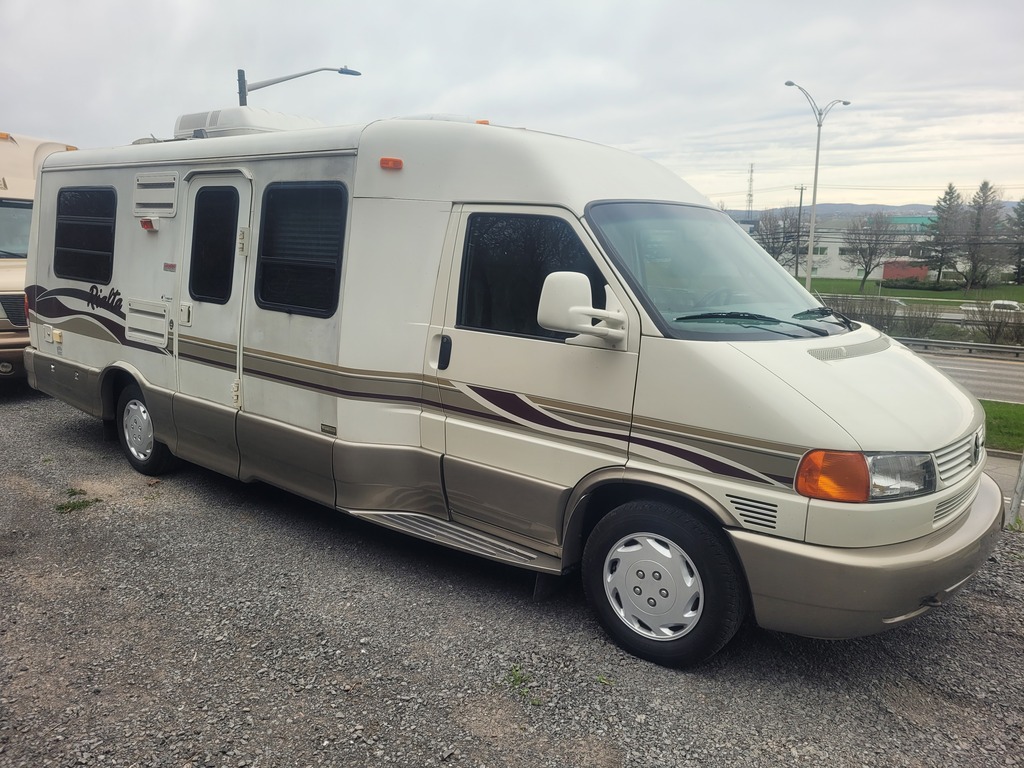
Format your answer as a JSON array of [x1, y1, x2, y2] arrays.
[[237, 66, 362, 106], [785, 81, 850, 292]]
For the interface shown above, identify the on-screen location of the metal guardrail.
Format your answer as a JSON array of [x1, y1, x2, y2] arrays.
[[896, 337, 1024, 359], [895, 335, 1024, 527]]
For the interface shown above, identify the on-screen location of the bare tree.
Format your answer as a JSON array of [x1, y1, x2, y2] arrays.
[[754, 207, 803, 274], [841, 212, 901, 293]]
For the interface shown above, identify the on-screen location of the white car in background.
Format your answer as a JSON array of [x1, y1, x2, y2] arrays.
[[960, 300, 1022, 313]]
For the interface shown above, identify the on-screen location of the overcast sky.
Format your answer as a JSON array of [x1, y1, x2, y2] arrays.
[[4, 0, 1022, 211]]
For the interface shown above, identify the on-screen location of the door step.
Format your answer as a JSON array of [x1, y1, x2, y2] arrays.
[[346, 510, 562, 573]]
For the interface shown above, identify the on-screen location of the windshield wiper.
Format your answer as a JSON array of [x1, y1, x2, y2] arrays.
[[674, 311, 829, 337], [792, 306, 854, 330], [0, 249, 27, 258]]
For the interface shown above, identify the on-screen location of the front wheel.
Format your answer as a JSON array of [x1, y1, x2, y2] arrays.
[[116, 384, 177, 476], [582, 501, 746, 667]]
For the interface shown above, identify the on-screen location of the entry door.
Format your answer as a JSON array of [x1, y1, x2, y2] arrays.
[[174, 173, 252, 476], [434, 206, 640, 548]]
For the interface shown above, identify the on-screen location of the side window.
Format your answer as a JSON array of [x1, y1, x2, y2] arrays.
[[54, 187, 116, 284], [458, 213, 605, 339], [189, 186, 239, 304], [255, 182, 347, 318]]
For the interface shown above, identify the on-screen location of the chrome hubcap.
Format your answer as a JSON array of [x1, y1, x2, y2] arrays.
[[122, 399, 154, 462], [603, 532, 703, 641]]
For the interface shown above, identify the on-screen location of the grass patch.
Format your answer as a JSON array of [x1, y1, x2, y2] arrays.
[[980, 400, 1024, 454], [55, 488, 102, 514], [811, 277, 1024, 304], [504, 664, 541, 705]]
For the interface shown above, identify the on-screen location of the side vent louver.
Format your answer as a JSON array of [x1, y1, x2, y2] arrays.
[[727, 495, 780, 530], [134, 172, 178, 218]]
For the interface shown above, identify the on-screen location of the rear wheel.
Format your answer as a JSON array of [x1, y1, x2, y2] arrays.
[[116, 384, 176, 476], [582, 500, 746, 667]]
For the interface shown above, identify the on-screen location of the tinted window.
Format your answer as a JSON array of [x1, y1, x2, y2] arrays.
[[255, 183, 346, 317], [54, 187, 116, 284], [458, 213, 604, 339], [189, 187, 239, 304], [587, 202, 843, 340]]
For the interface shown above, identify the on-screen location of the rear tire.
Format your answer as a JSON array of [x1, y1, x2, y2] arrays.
[[116, 384, 177, 476], [582, 500, 746, 667]]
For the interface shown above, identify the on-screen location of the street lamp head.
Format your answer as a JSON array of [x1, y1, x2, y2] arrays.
[[785, 80, 796, 86], [841, 100, 851, 106], [239, 65, 362, 106]]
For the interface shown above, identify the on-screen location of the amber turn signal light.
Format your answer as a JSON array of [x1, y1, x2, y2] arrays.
[[795, 450, 870, 503]]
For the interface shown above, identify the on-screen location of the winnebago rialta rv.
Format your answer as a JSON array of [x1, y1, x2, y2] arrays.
[[24, 109, 1002, 666]]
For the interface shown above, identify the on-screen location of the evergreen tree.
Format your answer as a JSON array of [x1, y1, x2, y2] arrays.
[[954, 181, 1007, 290], [922, 183, 965, 283], [1009, 198, 1024, 285]]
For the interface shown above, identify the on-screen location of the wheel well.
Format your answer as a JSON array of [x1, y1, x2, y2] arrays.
[[100, 368, 137, 422], [565, 481, 735, 569], [566, 480, 753, 618]]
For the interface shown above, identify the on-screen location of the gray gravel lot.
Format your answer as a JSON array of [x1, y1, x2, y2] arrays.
[[2, 380, 1023, 767]]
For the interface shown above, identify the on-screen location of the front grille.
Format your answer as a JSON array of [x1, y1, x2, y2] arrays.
[[934, 481, 979, 525], [0, 294, 27, 328], [933, 433, 978, 486]]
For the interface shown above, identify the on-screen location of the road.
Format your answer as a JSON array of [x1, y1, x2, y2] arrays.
[[2, 381, 1024, 767], [917, 352, 1024, 404]]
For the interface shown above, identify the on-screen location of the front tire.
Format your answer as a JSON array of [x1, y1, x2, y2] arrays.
[[582, 501, 746, 667], [116, 384, 177, 476]]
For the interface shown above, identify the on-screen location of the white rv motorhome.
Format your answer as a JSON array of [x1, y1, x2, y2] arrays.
[[25, 109, 1002, 666], [0, 131, 74, 379]]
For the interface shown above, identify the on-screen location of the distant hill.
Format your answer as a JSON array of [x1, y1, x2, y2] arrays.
[[731, 201, 1018, 224], [729, 203, 933, 222]]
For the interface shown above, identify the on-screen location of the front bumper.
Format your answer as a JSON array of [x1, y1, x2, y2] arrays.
[[729, 472, 1004, 639]]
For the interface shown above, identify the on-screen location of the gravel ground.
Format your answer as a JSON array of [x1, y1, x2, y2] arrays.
[[2, 380, 1023, 768]]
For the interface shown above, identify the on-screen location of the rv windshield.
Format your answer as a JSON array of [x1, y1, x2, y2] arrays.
[[0, 200, 32, 258], [587, 202, 850, 340]]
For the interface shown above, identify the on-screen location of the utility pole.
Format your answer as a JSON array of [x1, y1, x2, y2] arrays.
[[793, 185, 806, 280]]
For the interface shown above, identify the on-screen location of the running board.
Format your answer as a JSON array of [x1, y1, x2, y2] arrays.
[[346, 510, 563, 574]]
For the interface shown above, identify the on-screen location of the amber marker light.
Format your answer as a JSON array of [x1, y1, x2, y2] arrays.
[[379, 157, 404, 170], [795, 450, 870, 503]]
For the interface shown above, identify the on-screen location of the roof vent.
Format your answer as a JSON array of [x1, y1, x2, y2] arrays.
[[173, 106, 324, 140]]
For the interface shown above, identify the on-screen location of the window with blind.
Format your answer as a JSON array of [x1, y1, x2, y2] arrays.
[[255, 182, 347, 317], [54, 187, 117, 284]]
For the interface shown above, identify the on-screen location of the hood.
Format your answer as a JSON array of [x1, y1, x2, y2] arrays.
[[732, 325, 981, 452], [0, 258, 27, 293]]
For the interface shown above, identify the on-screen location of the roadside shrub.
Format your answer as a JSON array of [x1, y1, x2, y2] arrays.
[[880, 279, 962, 292], [972, 305, 1018, 344], [827, 296, 900, 334], [1007, 315, 1024, 346], [900, 303, 941, 338]]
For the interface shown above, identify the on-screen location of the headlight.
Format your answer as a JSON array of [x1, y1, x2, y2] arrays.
[[867, 453, 935, 500], [796, 450, 936, 503]]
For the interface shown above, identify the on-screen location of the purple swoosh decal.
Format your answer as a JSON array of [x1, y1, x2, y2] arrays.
[[468, 385, 771, 486]]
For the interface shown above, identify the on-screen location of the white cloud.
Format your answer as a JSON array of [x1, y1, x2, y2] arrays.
[[2, 0, 1021, 207]]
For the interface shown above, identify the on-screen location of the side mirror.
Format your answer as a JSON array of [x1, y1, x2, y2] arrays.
[[537, 271, 626, 344]]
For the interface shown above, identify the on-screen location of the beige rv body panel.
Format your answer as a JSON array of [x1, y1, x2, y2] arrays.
[[24, 116, 1001, 647]]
